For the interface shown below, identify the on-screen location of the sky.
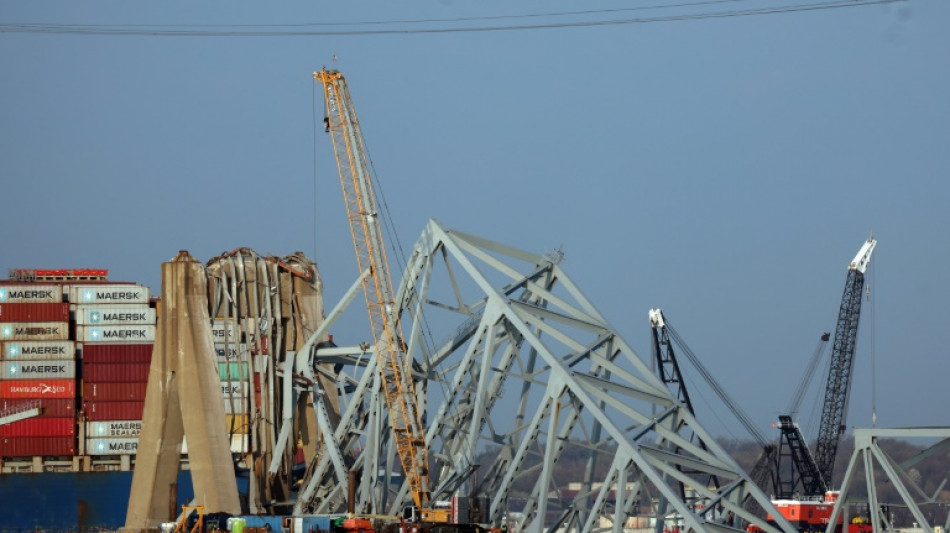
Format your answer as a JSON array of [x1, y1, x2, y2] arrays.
[[0, 0, 947, 442]]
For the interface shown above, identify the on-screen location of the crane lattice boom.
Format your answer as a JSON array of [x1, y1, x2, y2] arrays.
[[810, 237, 876, 495], [315, 68, 432, 511]]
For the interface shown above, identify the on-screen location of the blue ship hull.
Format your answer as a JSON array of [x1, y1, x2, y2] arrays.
[[0, 470, 195, 531]]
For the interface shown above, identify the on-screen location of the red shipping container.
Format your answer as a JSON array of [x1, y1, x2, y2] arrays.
[[0, 436, 75, 457], [80, 343, 153, 364], [0, 417, 75, 437], [82, 382, 147, 402], [0, 379, 75, 399], [82, 363, 150, 382], [1, 398, 75, 417], [83, 401, 144, 421], [0, 303, 70, 323]]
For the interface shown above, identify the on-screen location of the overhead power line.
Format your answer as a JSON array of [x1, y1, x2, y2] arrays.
[[0, 0, 904, 37]]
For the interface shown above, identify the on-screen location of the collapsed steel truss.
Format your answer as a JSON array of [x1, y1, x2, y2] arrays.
[[293, 220, 796, 533], [827, 427, 950, 533]]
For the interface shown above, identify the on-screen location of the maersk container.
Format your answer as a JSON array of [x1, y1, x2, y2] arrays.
[[2, 340, 76, 360], [0, 379, 75, 399], [86, 420, 142, 438], [218, 362, 250, 381], [0, 417, 75, 437], [83, 401, 144, 421], [181, 434, 248, 454], [2, 360, 75, 379], [76, 325, 155, 343], [210, 319, 238, 342], [0, 436, 75, 457], [0, 303, 70, 323], [80, 343, 152, 364], [82, 362, 150, 382], [220, 381, 249, 398], [74, 304, 156, 326], [0, 322, 69, 341], [86, 437, 138, 455], [0, 285, 63, 304], [82, 381, 147, 402], [1, 398, 75, 417], [214, 343, 249, 359], [68, 284, 150, 305]]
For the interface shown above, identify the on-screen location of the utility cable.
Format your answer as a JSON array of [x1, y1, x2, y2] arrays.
[[0, 0, 905, 37], [0, 1, 750, 29]]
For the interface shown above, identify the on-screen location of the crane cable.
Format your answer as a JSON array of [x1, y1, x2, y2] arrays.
[[664, 321, 768, 447], [869, 252, 876, 428], [354, 81, 478, 492], [316, 68, 459, 475], [785, 332, 831, 416], [312, 76, 319, 261]]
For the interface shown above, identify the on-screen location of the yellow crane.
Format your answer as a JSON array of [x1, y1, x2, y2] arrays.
[[314, 68, 446, 523]]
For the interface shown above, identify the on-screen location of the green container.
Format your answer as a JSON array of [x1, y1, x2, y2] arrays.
[[218, 361, 250, 381]]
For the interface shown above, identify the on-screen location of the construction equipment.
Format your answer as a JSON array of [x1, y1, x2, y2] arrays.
[[310, 68, 795, 533], [775, 238, 876, 500], [773, 334, 831, 500], [173, 506, 204, 533], [762, 238, 877, 533], [649, 309, 777, 515], [314, 68, 441, 523], [812, 237, 876, 492]]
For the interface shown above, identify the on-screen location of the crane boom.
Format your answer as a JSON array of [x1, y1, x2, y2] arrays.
[[776, 415, 826, 498], [648, 309, 695, 414], [810, 237, 876, 494], [315, 69, 432, 512]]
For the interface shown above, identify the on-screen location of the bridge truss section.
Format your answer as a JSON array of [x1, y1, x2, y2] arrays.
[[826, 427, 950, 533], [296, 220, 795, 533]]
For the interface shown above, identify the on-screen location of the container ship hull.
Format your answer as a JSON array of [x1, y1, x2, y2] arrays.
[[0, 470, 196, 530]]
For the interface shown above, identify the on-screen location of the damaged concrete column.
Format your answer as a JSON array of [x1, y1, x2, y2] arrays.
[[125, 251, 241, 530]]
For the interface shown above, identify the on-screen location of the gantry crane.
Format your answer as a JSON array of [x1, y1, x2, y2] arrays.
[[314, 68, 443, 523]]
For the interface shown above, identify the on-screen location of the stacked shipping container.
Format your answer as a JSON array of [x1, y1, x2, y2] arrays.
[[210, 319, 253, 454], [0, 286, 77, 456], [75, 284, 154, 456], [0, 269, 277, 462]]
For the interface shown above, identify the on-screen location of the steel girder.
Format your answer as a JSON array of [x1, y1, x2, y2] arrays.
[[825, 427, 950, 533], [296, 220, 797, 533]]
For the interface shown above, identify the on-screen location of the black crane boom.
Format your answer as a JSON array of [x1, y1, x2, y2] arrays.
[[810, 241, 873, 493]]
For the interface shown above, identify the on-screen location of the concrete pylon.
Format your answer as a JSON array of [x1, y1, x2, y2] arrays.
[[125, 252, 242, 529]]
